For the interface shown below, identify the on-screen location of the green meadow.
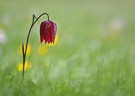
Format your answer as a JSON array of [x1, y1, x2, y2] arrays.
[[0, 0, 135, 95]]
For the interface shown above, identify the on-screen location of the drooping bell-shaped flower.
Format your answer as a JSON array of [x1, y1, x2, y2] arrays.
[[22, 13, 57, 79], [40, 20, 57, 44]]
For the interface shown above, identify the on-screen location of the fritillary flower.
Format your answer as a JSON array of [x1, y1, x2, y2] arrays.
[[40, 20, 57, 44], [21, 13, 57, 79]]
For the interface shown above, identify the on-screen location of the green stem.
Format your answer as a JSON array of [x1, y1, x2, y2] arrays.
[[22, 13, 50, 79]]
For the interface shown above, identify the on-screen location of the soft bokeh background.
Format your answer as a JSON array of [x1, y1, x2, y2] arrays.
[[0, 0, 135, 96]]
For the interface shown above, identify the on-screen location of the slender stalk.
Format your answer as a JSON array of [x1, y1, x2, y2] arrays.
[[22, 43, 25, 79], [22, 13, 50, 79], [33, 14, 40, 23]]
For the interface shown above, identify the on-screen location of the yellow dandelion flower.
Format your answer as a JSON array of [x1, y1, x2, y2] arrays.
[[18, 43, 32, 56], [38, 45, 48, 56], [48, 35, 59, 46], [17, 61, 31, 72]]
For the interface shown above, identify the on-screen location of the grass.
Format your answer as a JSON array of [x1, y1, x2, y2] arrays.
[[0, 0, 135, 96]]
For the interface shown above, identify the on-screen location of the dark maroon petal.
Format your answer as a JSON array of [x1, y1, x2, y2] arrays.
[[40, 20, 57, 44], [51, 21, 57, 43], [40, 22, 46, 43], [44, 21, 52, 44]]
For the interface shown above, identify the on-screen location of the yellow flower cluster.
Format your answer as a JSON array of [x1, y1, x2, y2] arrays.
[[18, 44, 32, 56], [17, 61, 31, 72], [17, 44, 32, 72], [17, 35, 59, 72], [38, 45, 48, 56]]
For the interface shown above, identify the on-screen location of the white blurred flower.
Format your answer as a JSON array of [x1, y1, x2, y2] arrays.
[[0, 30, 8, 44], [107, 18, 125, 39], [98, 17, 125, 40], [109, 18, 124, 33]]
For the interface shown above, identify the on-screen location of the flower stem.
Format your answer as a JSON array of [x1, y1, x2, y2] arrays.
[[22, 13, 50, 79]]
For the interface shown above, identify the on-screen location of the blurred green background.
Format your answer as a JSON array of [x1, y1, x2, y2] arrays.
[[0, 0, 135, 96]]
